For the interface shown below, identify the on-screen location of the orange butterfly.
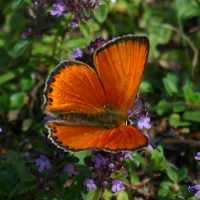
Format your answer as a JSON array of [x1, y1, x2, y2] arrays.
[[42, 35, 149, 153]]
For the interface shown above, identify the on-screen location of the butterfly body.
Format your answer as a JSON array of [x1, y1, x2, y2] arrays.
[[43, 35, 150, 152], [45, 108, 126, 129]]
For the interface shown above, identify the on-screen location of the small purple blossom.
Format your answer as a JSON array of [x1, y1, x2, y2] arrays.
[[144, 133, 153, 149], [137, 116, 151, 130], [83, 179, 97, 192], [123, 152, 134, 161], [188, 186, 195, 192], [21, 33, 27, 39], [188, 184, 200, 198], [44, 116, 54, 121], [63, 164, 78, 177], [0, 128, 2, 132], [111, 180, 124, 192], [36, 155, 51, 172], [92, 154, 106, 168], [195, 152, 200, 160], [69, 47, 83, 59], [50, 3, 66, 17], [69, 21, 79, 28]]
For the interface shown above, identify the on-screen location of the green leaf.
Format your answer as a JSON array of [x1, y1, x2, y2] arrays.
[[52, 172, 69, 192], [183, 85, 193, 102], [130, 174, 139, 185], [0, 178, 10, 195], [0, 68, 24, 85], [20, 76, 35, 91], [16, 162, 28, 182], [102, 191, 113, 200], [160, 181, 173, 190], [116, 191, 129, 200], [156, 100, 171, 116], [139, 81, 154, 94], [93, 5, 108, 22], [173, 0, 199, 19], [89, 22, 100, 31], [12, 0, 26, 10], [151, 146, 166, 171], [131, 152, 146, 170], [11, 39, 32, 59], [158, 188, 171, 198], [8, 170, 18, 192], [177, 185, 196, 198], [183, 110, 200, 122], [10, 92, 26, 109], [86, 188, 102, 200], [0, 94, 10, 114], [166, 166, 187, 183], [67, 38, 88, 49], [18, 182, 38, 195], [74, 151, 92, 165], [162, 73, 179, 97], [61, 156, 80, 165], [79, 21, 92, 41], [169, 114, 191, 127], [172, 105, 185, 112], [6, 150, 19, 164]]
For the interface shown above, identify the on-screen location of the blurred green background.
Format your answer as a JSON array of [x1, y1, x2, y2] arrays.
[[0, 0, 200, 199]]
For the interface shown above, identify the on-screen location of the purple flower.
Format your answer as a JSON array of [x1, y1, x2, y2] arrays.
[[21, 33, 27, 39], [123, 152, 134, 161], [69, 21, 79, 28], [63, 164, 78, 177], [111, 180, 124, 192], [188, 185, 195, 192], [144, 133, 153, 149], [83, 179, 97, 192], [0, 128, 2, 132], [50, 3, 66, 17], [44, 116, 54, 121], [195, 185, 200, 198], [188, 185, 200, 198], [195, 152, 200, 160], [92, 154, 106, 168], [69, 47, 83, 59], [137, 116, 151, 130], [36, 155, 51, 172]]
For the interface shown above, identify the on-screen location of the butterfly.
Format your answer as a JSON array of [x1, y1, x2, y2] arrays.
[[42, 35, 149, 153]]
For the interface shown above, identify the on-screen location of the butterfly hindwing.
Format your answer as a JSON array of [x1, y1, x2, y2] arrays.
[[94, 35, 149, 112], [46, 123, 148, 152]]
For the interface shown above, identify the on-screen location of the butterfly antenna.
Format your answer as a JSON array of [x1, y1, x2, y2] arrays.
[[150, 141, 161, 152]]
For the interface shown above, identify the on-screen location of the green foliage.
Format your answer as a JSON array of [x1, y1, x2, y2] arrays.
[[85, 188, 102, 200], [162, 73, 179, 98], [93, 5, 108, 23], [1, 0, 200, 199], [151, 146, 167, 171]]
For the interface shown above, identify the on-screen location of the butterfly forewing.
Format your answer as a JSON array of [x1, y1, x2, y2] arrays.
[[94, 35, 149, 112], [42, 61, 107, 114]]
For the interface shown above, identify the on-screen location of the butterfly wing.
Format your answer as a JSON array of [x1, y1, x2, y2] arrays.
[[46, 123, 147, 152], [43, 36, 149, 152], [94, 35, 149, 112], [42, 61, 107, 114]]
